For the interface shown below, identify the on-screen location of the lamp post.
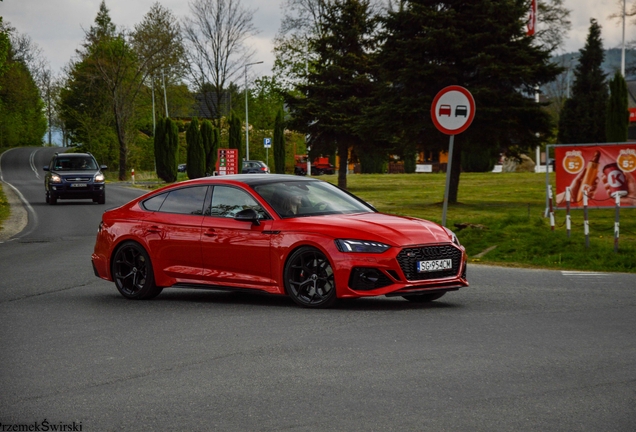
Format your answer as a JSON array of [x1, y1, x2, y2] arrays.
[[245, 61, 263, 161]]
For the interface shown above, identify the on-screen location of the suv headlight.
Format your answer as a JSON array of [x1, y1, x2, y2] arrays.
[[94, 173, 105, 182], [50, 174, 62, 183], [335, 239, 390, 253]]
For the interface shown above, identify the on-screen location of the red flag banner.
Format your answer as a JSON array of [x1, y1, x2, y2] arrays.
[[555, 144, 636, 208], [527, 0, 537, 36], [629, 107, 636, 122]]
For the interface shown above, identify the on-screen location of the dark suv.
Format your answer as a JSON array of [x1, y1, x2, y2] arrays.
[[44, 153, 107, 205]]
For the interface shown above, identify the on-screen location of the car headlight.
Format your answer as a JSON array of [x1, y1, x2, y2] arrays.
[[335, 239, 391, 253], [50, 174, 62, 183], [94, 173, 105, 182], [443, 227, 461, 246]]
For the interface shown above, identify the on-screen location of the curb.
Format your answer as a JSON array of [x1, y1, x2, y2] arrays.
[[0, 181, 28, 242]]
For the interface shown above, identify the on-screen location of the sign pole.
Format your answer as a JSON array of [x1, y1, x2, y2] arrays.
[[431, 85, 475, 228], [441, 135, 454, 227]]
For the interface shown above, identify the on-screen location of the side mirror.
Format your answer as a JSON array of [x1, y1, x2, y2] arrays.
[[43, 166, 49, 171], [100, 165, 108, 170], [234, 208, 260, 226]]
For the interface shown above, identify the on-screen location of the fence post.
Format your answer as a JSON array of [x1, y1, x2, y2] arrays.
[[548, 185, 555, 231], [565, 186, 571, 238], [583, 190, 589, 249], [614, 193, 620, 253]]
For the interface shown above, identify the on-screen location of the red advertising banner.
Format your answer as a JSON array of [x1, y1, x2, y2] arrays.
[[216, 149, 239, 175], [555, 144, 636, 208]]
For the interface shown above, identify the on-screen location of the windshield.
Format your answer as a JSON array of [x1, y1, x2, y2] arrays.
[[53, 157, 98, 171], [253, 180, 374, 218]]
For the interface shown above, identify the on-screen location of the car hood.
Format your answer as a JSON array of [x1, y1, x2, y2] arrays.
[[281, 212, 452, 246]]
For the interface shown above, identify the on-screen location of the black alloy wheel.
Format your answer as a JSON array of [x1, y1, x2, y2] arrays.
[[284, 246, 336, 308], [402, 292, 446, 303], [112, 241, 162, 300]]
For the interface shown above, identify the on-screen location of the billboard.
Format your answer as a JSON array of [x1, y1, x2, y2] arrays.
[[554, 144, 636, 208]]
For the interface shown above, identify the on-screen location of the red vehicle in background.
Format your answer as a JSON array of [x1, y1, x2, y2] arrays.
[[294, 155, 335, 176]]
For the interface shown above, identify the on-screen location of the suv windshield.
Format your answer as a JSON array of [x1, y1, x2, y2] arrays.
[[53, 156, 98, 171]]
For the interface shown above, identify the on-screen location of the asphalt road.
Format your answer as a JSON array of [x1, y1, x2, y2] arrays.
[[1, 147, 635, 431]]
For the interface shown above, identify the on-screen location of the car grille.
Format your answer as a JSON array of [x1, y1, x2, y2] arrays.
[[396, 245, 462, 281]]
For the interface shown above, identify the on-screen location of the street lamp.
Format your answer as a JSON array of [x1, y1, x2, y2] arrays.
[[245, 61, 263, 161]]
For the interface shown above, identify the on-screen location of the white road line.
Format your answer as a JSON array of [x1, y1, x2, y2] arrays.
[[29, 149, 40, 180], [561, 271, 608, 278]]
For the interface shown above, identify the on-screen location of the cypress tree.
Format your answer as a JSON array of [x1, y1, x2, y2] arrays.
[[606, 71, 629, 142], [273, 108, 286, 174], [161, 117, 178, 183], [186, 118, 206, 179], [558, 19, 608, 144], [211, 126, 220, 173], [229, 112, 243, 161], [154, 118, 168, 181], [200, 119, 214, 174]]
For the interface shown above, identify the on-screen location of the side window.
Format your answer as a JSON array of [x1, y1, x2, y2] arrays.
[[143, 186, 208, 215], [208, 186, 268, 219], [143, 192, 168, 211]]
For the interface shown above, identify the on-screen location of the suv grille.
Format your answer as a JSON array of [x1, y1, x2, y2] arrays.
[[62, 175, 92, 182], [396, 245, 462, 281]]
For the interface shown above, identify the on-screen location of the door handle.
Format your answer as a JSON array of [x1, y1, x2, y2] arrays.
[[203, 228, 216, 237], [146, 225, 162, 234]]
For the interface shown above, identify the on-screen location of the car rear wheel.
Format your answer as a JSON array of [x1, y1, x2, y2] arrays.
[[402, 292, 446, 303], [112, 241, 162, 300], [284, 246, 336, 308]]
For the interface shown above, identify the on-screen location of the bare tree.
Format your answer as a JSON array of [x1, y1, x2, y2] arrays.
[[273, 0, 331, 90], [183, 0, 258, 126], [536, 0, 572, 53]]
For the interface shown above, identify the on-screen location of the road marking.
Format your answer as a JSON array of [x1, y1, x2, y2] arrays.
[[29, 149, 40, 180], [561, 271, 609, 279]]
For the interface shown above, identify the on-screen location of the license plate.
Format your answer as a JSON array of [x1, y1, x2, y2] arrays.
[[70, 183, 87, 187], [417, 259, 453, 273]]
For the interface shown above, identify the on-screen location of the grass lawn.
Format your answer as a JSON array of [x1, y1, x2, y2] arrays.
[[322, 172, 635, 274], [0, 184, 9, 232]]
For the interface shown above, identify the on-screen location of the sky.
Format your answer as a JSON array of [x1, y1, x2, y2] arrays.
[[0, 0, 632, 81]]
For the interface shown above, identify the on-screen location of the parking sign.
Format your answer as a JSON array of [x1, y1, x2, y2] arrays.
[[264, 138, 272, 148]]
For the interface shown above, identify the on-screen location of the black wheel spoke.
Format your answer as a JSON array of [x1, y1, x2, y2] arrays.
[[285, 247, 336, 308]]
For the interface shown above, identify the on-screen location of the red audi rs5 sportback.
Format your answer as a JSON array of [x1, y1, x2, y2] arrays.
[[92, 174, 468, 308]]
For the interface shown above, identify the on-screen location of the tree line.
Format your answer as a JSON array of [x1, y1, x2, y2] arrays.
[[0, 0, 632, 202]]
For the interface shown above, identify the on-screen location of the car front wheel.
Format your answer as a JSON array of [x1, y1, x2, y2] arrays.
[[284, 246, 336, 308], [112, 241, 162, 300]]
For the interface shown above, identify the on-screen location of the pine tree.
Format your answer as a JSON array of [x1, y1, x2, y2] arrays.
[[286, 0, 376, 189], [274, 108, 286, 173], [374, 0, 560, 202], [606, 71, 629, 143], [558, 19, 607, 144]]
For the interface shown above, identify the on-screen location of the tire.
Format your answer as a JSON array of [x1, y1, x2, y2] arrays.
[[284, 246, 336, 308], [112, 241, 162, 300], [97, 192, 105, 205], [49, 192, 57, 205], [402, 292, 446, 303]]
